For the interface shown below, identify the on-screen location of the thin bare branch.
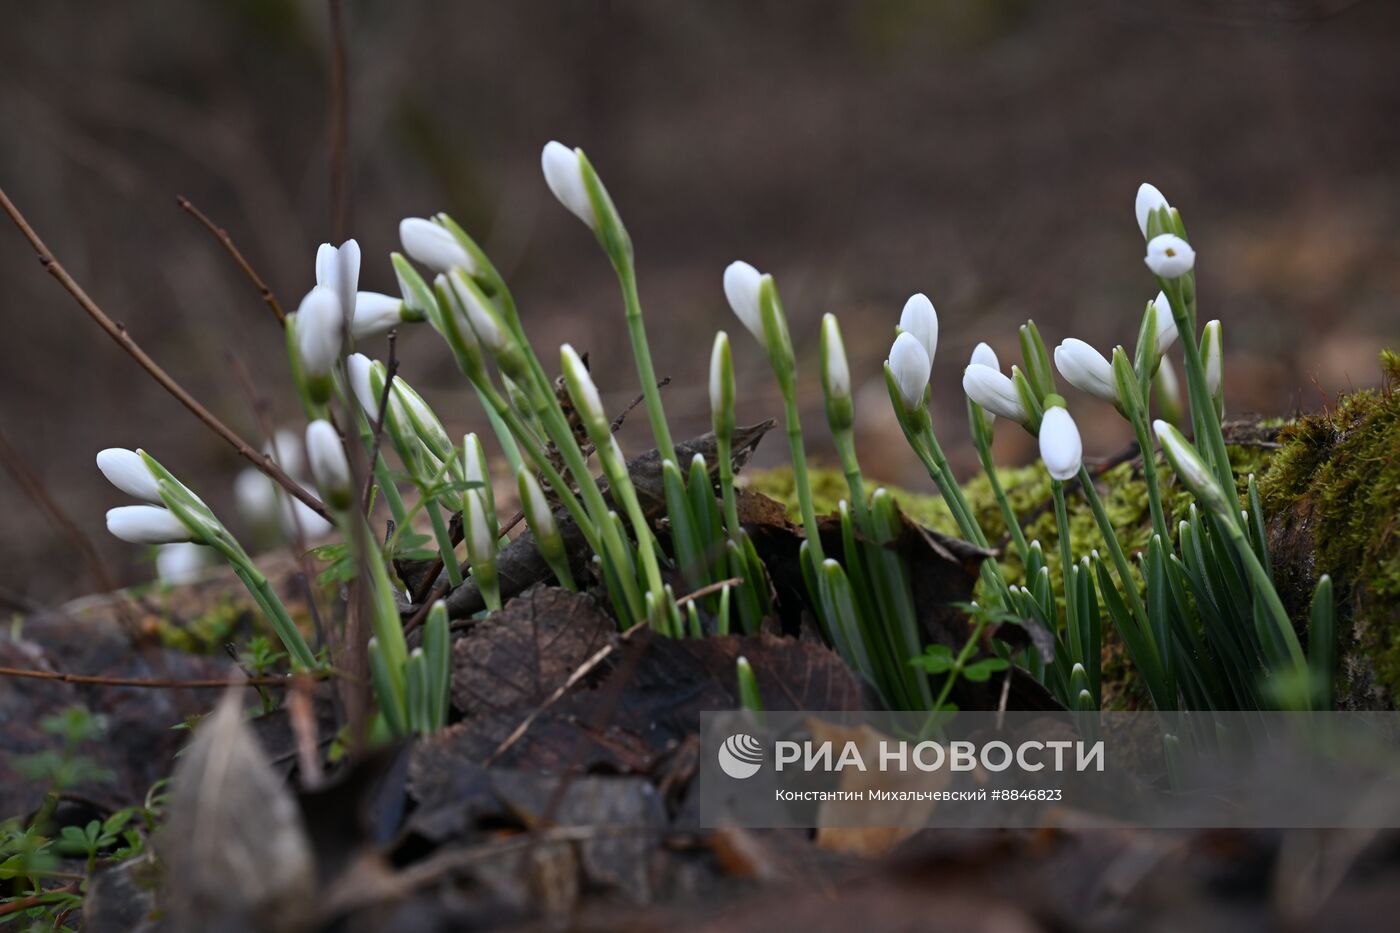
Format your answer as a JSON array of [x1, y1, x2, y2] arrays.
[[0, 184, 332, 523], [0, 665, 328, 689], [176, 195, 285, 323]]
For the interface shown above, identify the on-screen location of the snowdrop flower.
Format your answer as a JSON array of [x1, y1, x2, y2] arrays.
[[295, 285, 343, 377], [722, 261, 765, 347], [234, 468, 279, 526], [447, 268, 509, 353], [281, 496, 334, 540], [347, 353, 380, 420], [157, 542, 209, 585], [560, 343, 608, 437], [465, 490, 496, 561], [96, 448, 161, 503], [305, 419, 351, 510], [393, 380, 452, 460], [266, 429, 304, 480], [888, 332, 931, 410], [1145, 234, 1195, 279], [1151, 291, 1179, 356], [1202, 320, 1223, 398], [463, 432, 488, 488], [107, 505, 192, 545], [1054, 338, 1119, 405], [315, 239, 360, 323], [351, 292, 408, 340], [1154, 419, 1231, 516], [898, 294, 938, 364], [541, 141, 597, 230], [709, 331, 735, 438], [962, 363, 1028, 424], [518, 469, 556, 542], [820, 314, 851, 401], [1039, 406, 1083, 482], [969, 342, 999, 371], [1135, 183, 1170, 238], [399, 218, 474, 275]]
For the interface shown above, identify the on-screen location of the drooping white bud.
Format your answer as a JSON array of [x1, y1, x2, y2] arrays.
[[1039, 405, 1083, 481], [722, 261, 766, 347], [305, 420, 351, 509], [820, 314, 851, 401], [540, 141, 598, 230], [350, 292, 408, 340], [1054, 338, 1119, 405], [399, 217, 475, 274], [96, 448, 162, 503], [1145, 234, 1196, 279], [315, 239, 360, 323], [157, 542, 210, 585], [962, 363, 1028, 423], [969, 342, 1000, 371], [888, 331, 931, 410], [1135, 183, 1170, 238], [1151, 291, 1179, 356], [295, 285, 343, 377], [898, 293, 938, 364], [106, 505, 193, 545]]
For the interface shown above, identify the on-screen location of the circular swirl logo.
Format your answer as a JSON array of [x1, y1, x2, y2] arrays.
[[717, 733, 765, 779]]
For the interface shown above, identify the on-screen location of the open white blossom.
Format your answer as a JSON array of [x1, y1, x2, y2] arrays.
[[1145, 234, 1196, 279], [315, 239, 360, 324]]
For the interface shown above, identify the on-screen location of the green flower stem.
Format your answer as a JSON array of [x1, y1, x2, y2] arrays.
[[780, 386, 825, 566], [426, 504, 464, 587], [1127, 404, 1171, 543], [234, 564, 318, 671], [916, 423, 987, 548], [922, 613, 992, 735], [1076, 464, 1157, 665], [617, 263, 676, 465], [1051, 480, 1078, 660], [1159, 278, 1237, 518], [716, 433, 743, 545], [594, 438, 667, 618], [1222, 519, 1308, 677], [968, 400, 1029, 562], [473, 382, 524, 474], [372, 459, 408, 526]]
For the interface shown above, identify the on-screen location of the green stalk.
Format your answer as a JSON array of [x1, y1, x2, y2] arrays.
[[426, 504, 464, 587], [1222, 520, 1307, 676], [1051, 480, 1078, 661], [968, 399, 1029, 562], [780, 387, 825, 566], [617, 265, 676, 464], [1077, 464, 1157, 666], [234, 564, 318, 671]]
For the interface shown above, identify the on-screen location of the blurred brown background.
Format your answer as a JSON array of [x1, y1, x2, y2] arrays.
[[2, 0, 1397, 605]]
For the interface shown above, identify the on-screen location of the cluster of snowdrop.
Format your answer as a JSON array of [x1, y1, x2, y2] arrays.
[[97, 142, 1332, 720]]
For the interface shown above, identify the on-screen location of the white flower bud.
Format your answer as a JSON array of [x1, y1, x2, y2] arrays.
[[1202, 319, 1224, 399], [157, 542, 209, 585], [350, 292, 407, 340], [898, 293, 938, 364], [447, 268, 508, 353], [234, 468, 279, 525], [560, 343, 607, 436], [465, 489, 496, 561], [1151, 291, 1179, 356], [1054, 338, 1119, 404], [315, 239, 360, 323], [106, 505, 193, 545], [820, 314, 851, 400], [888, 331, 931, 410], [266, 428, 304, 480], [962, 363, 1027, 423], [305, 419, 351, 508], [96, 448, 161, 503], [1154, 419, 1231, 515], [281, 495, 334, 540], [346, 353, 380, 420], [1135, 183, 1170, 238], [295, 285, 343, 377], [399, 218, 474, 274], [969, 342, 1000, 371], [1145, 234, 1195, 279], [463, 432, 488, 487], [709, 331, 732, 419], [541, 141, 597, 230], [723, 260, 766, 347], [393, 380, 452, 459], [1039, 406, 1083, 481]]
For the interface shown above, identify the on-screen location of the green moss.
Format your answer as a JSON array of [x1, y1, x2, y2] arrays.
[[1257, 351, 1400, 701]]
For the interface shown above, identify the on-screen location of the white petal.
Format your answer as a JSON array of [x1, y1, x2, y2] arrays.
[[463, 433, 488, 485], [399, 217, 474, 274], [541, 141, 597, 229], [709, 332, 730, 417], [350, 292, 406, 340], [518, 468, 557, 540], [1145, 234, 1196, 279], [305, 420, 350, 500], [465, 489, 496, 558], [295, 285, 343, 376], [888, 332, 931, 409], [346, 353, 379, 420], [899, 294, 938, 364], [821, 314, 850, 399], [962, 364, 1027, 423], [723, 261, 765, 346], [1152, 291, 1179, 355], [1039, 407, 1083, 481], [281, 496, 333, 540], [560, 344, 605, 429], [1202, 320, 1223, 396], [96, 448, 161, 503], [969, 342, 1000, 372], [448, 268, 507, 351], [1135, 183, 1169, 238], [1054, 338, 1119, 404], [107, 505, 192, 544]]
